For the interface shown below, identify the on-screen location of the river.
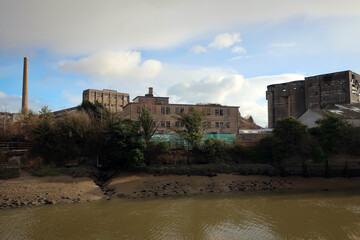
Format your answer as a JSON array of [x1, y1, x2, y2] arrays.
[[0, 191, 359, 239]]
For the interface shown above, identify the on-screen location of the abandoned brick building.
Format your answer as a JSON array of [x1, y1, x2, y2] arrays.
[[122, 88, 239, 134], [266, 70, 360, 128], [82, 89, 130, 113]]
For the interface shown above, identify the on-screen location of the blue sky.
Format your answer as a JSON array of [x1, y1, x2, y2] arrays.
[[1, 0, 360, 126]]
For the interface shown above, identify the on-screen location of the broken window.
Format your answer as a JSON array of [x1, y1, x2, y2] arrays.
[[180, 107, 184, 113], [175, 121, 180, 127], [175, 107, 179, 113], [220, 109, 224, 116], [161, 121, 165, 127], [226, 122, 230, 128], [216, 122, 219, 128], [166, 121, 170, 128], [166, 107, 170, 114], [220, 122, 224, 128], [215, 109, 219, 116], [180, 122, 184, 127], [161, 106, 165, 114]]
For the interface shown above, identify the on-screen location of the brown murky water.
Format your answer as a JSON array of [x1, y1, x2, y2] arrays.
[[0, 192, 359, 239]]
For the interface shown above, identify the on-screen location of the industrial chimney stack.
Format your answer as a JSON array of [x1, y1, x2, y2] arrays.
[[22, 57, 28, 114]]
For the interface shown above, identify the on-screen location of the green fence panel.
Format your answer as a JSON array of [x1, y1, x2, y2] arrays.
[[151, 134, 236, 146]]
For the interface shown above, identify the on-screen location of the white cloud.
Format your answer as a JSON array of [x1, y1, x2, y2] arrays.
[[209, 33, 241, 49], [231, 46, 246, 54], [271, 42, 298, 47], [0, 91, 43, 113], [167, 73, 304, 127], [192, 45, 207, 54], [0, 1, 360, 54], [59, 51, 162, 80]]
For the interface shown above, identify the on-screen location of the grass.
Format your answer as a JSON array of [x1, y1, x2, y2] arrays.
[[31, 165, 94, 178], [146, 162, 280, 176]]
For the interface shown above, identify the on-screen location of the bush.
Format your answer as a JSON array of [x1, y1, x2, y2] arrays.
[[202, 137, 227, 163]]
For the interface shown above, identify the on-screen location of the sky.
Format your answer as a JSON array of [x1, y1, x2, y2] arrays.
[[1, 0, 360, 127]]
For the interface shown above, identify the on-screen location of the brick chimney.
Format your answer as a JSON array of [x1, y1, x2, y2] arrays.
[[22, 57, 28, 114], [145, 87, 154, 97]]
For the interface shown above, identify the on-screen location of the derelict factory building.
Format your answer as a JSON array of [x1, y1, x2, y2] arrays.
[[266, 70, 360, 128]]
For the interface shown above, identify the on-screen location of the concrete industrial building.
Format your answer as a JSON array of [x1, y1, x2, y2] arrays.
[[82, 89, 130, 113], [266, 70, 360, 128], [122, 88, 240, 134]]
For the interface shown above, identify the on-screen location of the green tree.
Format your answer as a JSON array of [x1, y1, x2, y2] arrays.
[[174, 106, 204, 149], [273, 117, 311, 159], [105, 119, 145, 169], [39, 106, 54, 119], [314, 114, 351, 154], [139, 104, 158, 144]]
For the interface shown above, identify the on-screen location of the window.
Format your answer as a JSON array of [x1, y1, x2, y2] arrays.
[[216, 122, 219, 128], [180, 107, 184, 113], [161, 106, 165, 114], [207, 122, 211, 128], [175, 107, 179, 113], [207, 108, 211, 115], [220, 122, 224, 128], [226, 122, 230, 128], [166, 107, 170, 114], [226, 109, 230, 116], [175, 121, 180, 127], [104, 95, 109, 99], [111, 95, 116, 99], [180, 122, 184, 127], [215, 109, 219, 116], [126, 96, 129, 102], [166, 121, 170, 128], [161, 121, 165, 127], [136, 106, 140, 113], [220, 109, 223, 116]]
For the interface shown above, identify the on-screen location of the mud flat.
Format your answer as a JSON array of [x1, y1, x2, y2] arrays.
[[106, 173, 360, 199], [0, 170, 103, 209]]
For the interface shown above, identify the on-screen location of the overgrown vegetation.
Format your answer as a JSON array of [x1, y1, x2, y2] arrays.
[[1, 102, 359, 177]]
